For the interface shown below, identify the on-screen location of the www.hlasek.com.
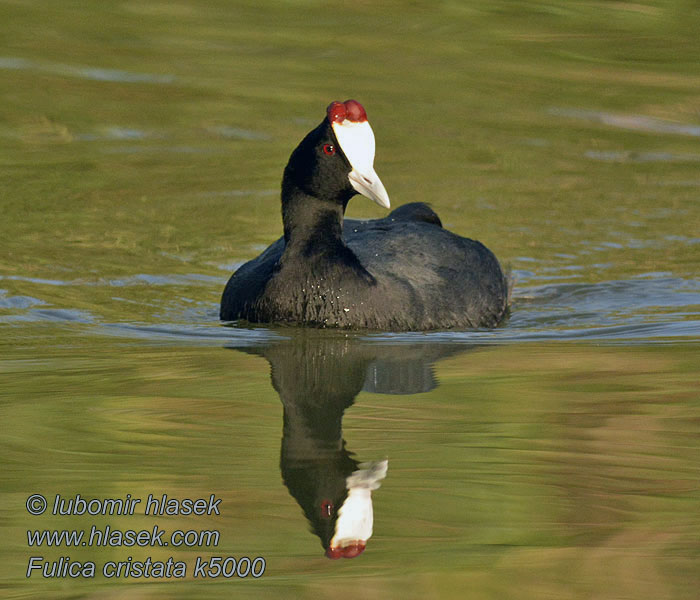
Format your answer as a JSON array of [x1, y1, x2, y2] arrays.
[[25, 493, 265, 579]]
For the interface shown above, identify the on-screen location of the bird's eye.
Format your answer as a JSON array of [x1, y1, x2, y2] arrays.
[[323, 144, 336, 156], [320, 499, 334, 518]]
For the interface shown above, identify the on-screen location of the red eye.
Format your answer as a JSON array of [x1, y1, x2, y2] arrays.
[[323, 144, 336, 156], [320, 499, 334, 518]]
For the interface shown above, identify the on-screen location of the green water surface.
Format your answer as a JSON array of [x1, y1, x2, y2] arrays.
[[2, 1, 699, 599]]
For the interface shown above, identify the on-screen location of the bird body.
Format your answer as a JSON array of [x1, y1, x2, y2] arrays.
[[220, 100, 509, 330]]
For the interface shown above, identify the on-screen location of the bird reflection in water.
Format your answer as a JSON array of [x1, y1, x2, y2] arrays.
[[231, 330, 467, 559]]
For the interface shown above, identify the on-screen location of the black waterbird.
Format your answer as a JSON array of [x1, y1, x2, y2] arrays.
[[221, 100, 509, 330]]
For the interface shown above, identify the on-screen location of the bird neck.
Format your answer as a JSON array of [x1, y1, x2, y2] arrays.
[[281, 185, 348, 253]]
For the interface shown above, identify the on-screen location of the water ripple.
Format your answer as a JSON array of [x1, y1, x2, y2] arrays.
[[2, 273, 698, 345], [0, 56, 175, 84], [549, 107, 700, 137]]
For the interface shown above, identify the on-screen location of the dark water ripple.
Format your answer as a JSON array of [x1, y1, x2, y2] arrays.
[[2, 274, 698, 345]]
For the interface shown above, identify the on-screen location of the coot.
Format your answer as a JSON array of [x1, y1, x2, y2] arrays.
[[220, 100, 509, 330]]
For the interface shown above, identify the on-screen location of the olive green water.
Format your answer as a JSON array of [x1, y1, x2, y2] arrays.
[[1, 1, 699, 598]]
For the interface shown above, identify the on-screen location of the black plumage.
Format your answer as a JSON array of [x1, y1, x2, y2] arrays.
[[220, 103, 509, 330]]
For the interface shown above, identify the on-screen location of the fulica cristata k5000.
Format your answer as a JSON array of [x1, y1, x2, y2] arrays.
[[220, 100, 509, 330]]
